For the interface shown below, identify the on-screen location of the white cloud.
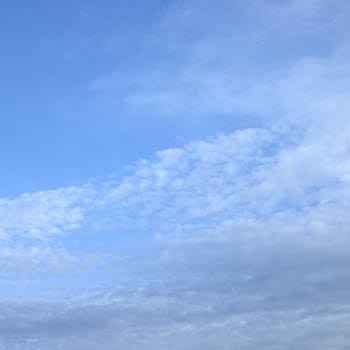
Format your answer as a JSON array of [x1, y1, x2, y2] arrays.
[[1, 94, 349, 272], [0, 245, 101, 276], [0, 185, 96, 240], [94, 0, 345, 123]]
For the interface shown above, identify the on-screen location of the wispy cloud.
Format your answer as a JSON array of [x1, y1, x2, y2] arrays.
[[89, 0, 350, 124]]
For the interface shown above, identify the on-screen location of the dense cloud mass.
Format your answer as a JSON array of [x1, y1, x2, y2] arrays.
[[1, 0, 350, 349]]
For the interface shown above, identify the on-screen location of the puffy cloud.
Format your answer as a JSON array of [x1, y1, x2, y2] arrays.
[[0, 185, 96, 240]]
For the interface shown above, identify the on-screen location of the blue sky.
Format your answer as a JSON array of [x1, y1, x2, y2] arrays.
[[1, 0, 350, 349]]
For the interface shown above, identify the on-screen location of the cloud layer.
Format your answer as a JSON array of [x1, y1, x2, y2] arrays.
[[1, 0, 350, 349]]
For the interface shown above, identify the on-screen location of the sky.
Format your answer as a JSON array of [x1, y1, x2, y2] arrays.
[[1, 0, 350, 349]]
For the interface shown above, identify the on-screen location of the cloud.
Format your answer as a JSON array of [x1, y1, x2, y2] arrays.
[[1, 276, 350, 350], [0, 245, 103, 277], [125, 42, 350, 124], [0, 185, 96, 240], [1, 99, 349, 272], [87, 0, 350, 124], [1, 1, 350, 348]]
